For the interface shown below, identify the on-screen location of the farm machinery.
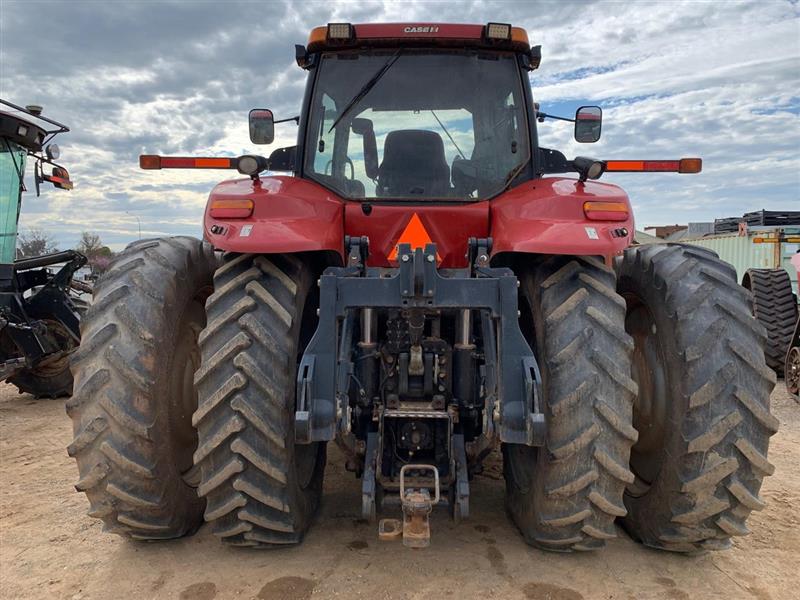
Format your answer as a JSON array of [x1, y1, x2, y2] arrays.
[[783, 252, 800, 400], [69, 23, 777, 553], [0, 99, 87, 397]]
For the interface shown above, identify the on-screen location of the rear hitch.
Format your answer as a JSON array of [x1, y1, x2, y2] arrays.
[[379, 464, 440, 548]]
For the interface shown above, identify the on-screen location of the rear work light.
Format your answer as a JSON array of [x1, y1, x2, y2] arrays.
[[604, 158, 702, 174], [327, 22, 353, 40], [486, 22, 511, 40], [209, 199, 254, 219], [583, 201, 629, 222]]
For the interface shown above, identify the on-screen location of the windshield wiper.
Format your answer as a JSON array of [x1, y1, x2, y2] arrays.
[[328, 49, 403, 133], [430, 110, 465, 159], [501, 154, 531, 188]]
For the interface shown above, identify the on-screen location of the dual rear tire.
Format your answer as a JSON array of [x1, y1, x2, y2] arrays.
[[504, 246, 777, 553], [68, 240, 325, 545]]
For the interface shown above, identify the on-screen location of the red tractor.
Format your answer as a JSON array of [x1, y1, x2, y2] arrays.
[[68, 23, 777, 553]]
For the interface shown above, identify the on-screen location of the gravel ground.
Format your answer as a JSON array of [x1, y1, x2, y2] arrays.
[[1, 383, 798, 600]]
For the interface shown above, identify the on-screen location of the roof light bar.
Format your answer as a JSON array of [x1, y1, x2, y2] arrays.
[[486, 22, 511, 40], [604, 158, 702, 174]]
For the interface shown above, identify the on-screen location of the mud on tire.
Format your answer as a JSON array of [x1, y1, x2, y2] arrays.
[[67, 237, 217, 539], [616, 244, 778, 553], [503, 256, 638, 551], [193, 253, 326, 547]]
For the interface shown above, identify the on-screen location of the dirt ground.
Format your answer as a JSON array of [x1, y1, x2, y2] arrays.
[[1, 383, 798, 600]]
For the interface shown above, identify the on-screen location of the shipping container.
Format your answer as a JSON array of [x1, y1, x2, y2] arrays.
[[681, 227, 800, 297]]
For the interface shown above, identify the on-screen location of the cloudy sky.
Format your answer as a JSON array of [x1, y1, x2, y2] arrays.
[[1, 0, 798, 251]]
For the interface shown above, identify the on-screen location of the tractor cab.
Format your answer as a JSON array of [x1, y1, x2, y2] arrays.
[[248, 22, 596, 200], [0, 99, 86, 397], [0, 100, 73, 263]]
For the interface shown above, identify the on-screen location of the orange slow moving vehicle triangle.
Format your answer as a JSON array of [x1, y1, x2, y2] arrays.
[[388, 213, 440, 262]]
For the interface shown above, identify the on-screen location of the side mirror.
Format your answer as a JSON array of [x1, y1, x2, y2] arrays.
[[268, 146, 296, 172], [574, 106, 602, 143], [249, 108, 274, 144], [352, 118, 378, 179]]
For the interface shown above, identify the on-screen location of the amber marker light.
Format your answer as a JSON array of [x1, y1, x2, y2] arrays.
[[209, 199, 254, 219], [510, 27, 529, 46], [604, 158, 703, 173], [139, 156, 236, 170], [678, 158, 702, 173], [583, 201, 629, 221], [139, 155, 162, 169]]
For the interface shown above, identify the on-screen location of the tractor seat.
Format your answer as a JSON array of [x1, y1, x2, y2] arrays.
[[377, 130, 450, 197]]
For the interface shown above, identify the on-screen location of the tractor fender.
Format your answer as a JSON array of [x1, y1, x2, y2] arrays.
[[490, 177, 635, 259], [203, 176, 345, 260]]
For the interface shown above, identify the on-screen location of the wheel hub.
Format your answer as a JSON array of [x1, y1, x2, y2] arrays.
[[787, 347, 800, 396], [29, 319, 76, 377]]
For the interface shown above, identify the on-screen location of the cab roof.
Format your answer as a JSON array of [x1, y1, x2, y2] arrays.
[[306, 22, 532, 53]]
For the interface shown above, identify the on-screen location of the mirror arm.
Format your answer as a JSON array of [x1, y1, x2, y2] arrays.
[[274, 116, 300, 125], [536, 111, 575, 124]]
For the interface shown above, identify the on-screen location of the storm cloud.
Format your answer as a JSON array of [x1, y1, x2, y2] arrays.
[[1, 0, 798, 250]]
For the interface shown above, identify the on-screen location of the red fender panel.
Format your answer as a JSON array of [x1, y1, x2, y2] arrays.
[[490, 177, 635, 258], [203, 176, 345, 259]]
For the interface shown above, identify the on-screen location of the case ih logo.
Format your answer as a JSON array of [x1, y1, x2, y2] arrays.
[[403, 25, 440, 34]]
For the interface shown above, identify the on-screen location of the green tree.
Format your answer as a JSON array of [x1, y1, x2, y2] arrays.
[[17, 228, 59, 258], [77, 231, 114, 274]]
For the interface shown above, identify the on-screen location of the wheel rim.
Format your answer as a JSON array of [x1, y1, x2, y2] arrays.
[[169, 300, 204, 478], [294, 442, 318, 489], [788, 347, 800, 395], [624, 295, 669, 497]]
